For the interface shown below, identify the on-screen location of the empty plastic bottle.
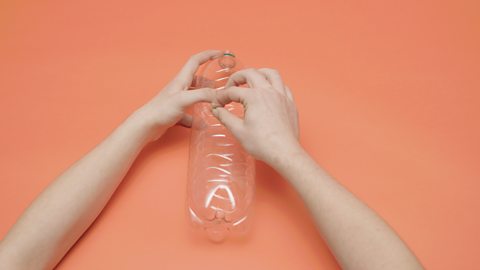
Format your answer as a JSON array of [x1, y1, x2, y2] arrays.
[[186, 51, 255, 242]]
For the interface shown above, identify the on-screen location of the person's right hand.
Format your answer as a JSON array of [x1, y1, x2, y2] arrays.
[[212, 68, 301, 166]]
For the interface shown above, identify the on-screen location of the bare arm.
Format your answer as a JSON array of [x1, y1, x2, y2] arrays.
[[212, 68, 424, 270], [0, 50, 222, 270]]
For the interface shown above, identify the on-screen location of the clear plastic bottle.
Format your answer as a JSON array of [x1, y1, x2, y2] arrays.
[[187, 51, 255, 242]]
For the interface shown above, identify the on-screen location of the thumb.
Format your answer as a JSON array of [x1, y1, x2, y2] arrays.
[[212, 107, 244, 137], [179, 88, 215, 107]]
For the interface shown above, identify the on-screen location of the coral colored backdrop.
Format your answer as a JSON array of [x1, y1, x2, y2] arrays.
[[1, 1, 479, 269]]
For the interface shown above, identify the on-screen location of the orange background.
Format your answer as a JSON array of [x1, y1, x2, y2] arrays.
[[1, 0, 479, 269]]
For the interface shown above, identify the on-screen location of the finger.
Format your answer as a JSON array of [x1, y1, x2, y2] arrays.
[[212, 107, 244, 136], [284, 85, 295, 101], [257, 68, 286, 94], [174, 50, 223, 89], [179, 88, 215, 107], [225, 68, 271, 88], [215, 86, 250, 107], [177, 114, 193, 128]]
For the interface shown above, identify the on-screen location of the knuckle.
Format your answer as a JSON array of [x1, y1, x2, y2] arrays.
[[242, 68, 256, 74], [260, 67, 279, 75], [229, 70, 242, 78], [270, 68, 280, 75]]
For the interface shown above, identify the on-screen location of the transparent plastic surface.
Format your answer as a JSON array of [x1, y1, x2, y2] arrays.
[[187, 52, 255, 242]]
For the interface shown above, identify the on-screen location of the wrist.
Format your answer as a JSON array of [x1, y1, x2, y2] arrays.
[[126, 107, 167, 143], [263, 139, 306, 170], [269, 145, 321, 188]]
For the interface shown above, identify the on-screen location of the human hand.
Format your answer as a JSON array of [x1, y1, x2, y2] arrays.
[[133, 50, 222, 141], [212, 68, 301, 166]]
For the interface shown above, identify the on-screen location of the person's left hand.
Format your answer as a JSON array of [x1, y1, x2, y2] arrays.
[[133, 50, 222, 141]]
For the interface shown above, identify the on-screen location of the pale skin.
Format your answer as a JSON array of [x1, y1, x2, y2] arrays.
[[0, 50, 424, 270]]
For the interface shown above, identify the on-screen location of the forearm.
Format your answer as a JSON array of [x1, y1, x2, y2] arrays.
[[0, 111, 152, 270], [0, 50, 222, 270], [271, 146, 423, 270]]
